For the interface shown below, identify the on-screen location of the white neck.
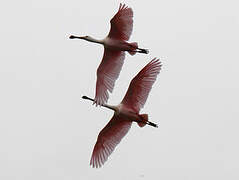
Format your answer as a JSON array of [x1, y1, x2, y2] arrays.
[[85, 36, 103, 44], [102, 104, 118, 112]]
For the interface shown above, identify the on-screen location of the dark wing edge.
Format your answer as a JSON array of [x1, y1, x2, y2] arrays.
[[108, 3, 133, 41], [121, 58, 162, 112], [90, 114, 132, 168], [94, 49, 125, 105]]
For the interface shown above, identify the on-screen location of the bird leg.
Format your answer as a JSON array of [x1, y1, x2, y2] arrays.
[[136, 48, 149, 54], [146, 121, 158, 128], [137, 120, 158, 128]]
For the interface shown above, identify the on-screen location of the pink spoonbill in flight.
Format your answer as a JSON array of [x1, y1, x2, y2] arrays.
[[70, 3, 149, 106], [82, 58, 162, 168]]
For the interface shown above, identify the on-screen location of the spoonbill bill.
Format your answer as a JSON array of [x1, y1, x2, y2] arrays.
[[70, 3, 149, 106], [82, 58, 162, 168]]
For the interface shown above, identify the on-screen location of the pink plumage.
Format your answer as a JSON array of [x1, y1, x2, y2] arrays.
[[94, 3, 134, 106], [89, 58, 162, 168], [69, 3, 149, 106], [108, 3, 133, 41], [121, 58, 162, 112], [95, 51, 125, 105]]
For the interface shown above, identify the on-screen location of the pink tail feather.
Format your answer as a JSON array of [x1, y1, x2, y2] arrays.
[[137, 114, 148, 127], [128, 42, 138, 56]]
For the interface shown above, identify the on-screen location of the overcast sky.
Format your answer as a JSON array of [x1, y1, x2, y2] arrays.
[[1, 0, 239, 179]]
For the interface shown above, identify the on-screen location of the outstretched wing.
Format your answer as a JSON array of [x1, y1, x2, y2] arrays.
[[94, 49, 125, 105], [90, 114, 132, 168], [108, 3, 133, 41], [121, 58, 162, 112]]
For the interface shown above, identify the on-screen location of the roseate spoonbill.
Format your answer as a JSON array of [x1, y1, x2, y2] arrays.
[[82, 58, 162, 168], [70, 3, 149, 106]]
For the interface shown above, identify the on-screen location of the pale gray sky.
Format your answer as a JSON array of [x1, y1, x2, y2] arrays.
[[1, 0, 239, 179]]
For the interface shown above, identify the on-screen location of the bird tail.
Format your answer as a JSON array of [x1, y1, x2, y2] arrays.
[[138, 114, 158, 128], [137, 114, 148, 127], [128, 42, 138, 56]]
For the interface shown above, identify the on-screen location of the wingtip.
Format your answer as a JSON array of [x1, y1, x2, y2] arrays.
[[119, 3, 122, 10], [119, 3, 129, 11], [151, 57, 162, 67]]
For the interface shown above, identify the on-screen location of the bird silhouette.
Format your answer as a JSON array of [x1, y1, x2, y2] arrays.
[[82, 58, 162, 168], [70, 3, 149, 106]]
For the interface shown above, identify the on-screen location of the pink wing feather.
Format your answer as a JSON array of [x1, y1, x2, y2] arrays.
[[90, 114, 132, 168], [121, 58, 162, 112], [94, 49, 125, 105], [108, 3, 133, 41], [94, 4, 133, 105]]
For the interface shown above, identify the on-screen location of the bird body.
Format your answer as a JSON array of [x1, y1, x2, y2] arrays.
[[108, 103, 140, 122], [82, 58, 162, 168], [103, 37, 138, 52], [70, 3, 148, 105]]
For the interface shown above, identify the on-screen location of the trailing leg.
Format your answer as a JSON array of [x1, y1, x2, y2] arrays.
[[137, 48, 149, 54], [137, 114, 158, 128]]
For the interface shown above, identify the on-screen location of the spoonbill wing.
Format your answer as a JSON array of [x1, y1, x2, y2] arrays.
[[94, 49, 125, 105], [108, 3, 133, 41], [90, 114, 132, 168], [121, 58, 162, 112]]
